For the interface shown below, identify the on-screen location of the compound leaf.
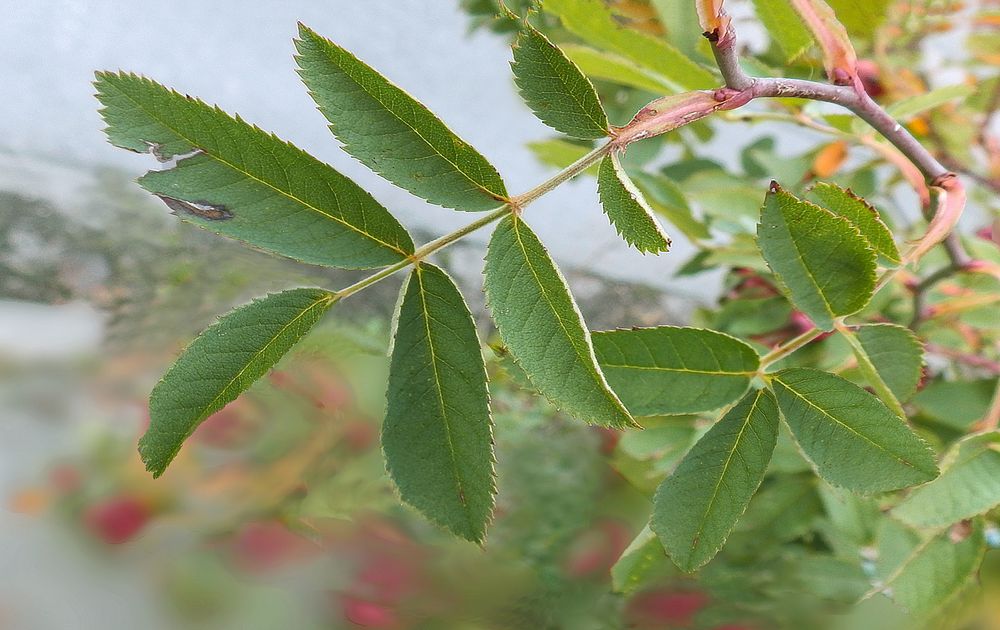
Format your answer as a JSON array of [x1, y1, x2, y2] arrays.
[[757, 183, 876, 330], [511, 19, 610, 139], [592, 326, 759, 416], [652, 389, 780, 572], [141, 288, 336, 477], [483, 215, 634, 429], [772, 368, 938, 492], [384, 264, 495, 543], [295, 24, 509, 211], [597, 154, 672, 254], [95, 72, 414, 268]]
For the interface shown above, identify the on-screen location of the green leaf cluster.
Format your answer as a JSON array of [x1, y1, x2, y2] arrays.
[[94, 5, 1000, 623]]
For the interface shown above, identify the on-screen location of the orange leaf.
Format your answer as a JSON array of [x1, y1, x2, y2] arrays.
[[696, 0, 730, 35], [812, 141, 848, 177]]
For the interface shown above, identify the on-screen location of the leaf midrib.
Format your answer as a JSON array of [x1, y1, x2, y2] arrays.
[[600, 363, 756, 376], [152, 291, 333, 471], [687, 390, 766, 565], [509, 219, 628, 424], [516, 28, 608, 134], [413, 266, 475, 531], [306, 37, 508, 203], [771, 200, 835, 321], [106, 78, 410, 258], [775, 376, 921, 471]]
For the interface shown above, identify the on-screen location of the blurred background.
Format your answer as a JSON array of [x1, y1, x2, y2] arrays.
[[2, 1, 998, 629]]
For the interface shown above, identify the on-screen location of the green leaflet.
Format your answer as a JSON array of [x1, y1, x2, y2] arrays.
[[855, 323, 924, 402], [808, 182, 901, 264], [892, 433, 1000, 529], [511, 20, 610, 139], [878, 518, 986, 619], [756, 184, 876, 331], [771, 368, 938, 492], [752, 0, 815, 62], [543, 0, 716, 91], [94, 72, 414, 269], [561, 45, 675, 94], [592, 326, 759, 416], [652, 389, 780, 572], [384, 264, 495, 543], [483, 215, 635, 429], [141, 288, 336, 477], [611, 525, 670, 594], [596, 154, 672, 254], [295, 24, 509, 211]]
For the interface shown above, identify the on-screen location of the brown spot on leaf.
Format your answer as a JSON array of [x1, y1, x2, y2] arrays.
[[157, 195, 234, 221]]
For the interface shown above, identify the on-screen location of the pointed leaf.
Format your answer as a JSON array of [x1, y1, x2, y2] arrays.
[[597, 155, 671, 254], [95, 72, 414, 268], [483, 215, 634, 428], [893, 433, 1000, 529], [808, 182, 901, 264], [855, 323, 924, 401], [757, 183, 876, 330], [140, 288, 336, 477], [511, 20, 609, 139], [652, 389, 780, 572], [384, 264, 495, 543], [295, 24, 509, 211], [543, 0, 716, 91], [772, 368, 938, 492], [592, 326, 759, 416]]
